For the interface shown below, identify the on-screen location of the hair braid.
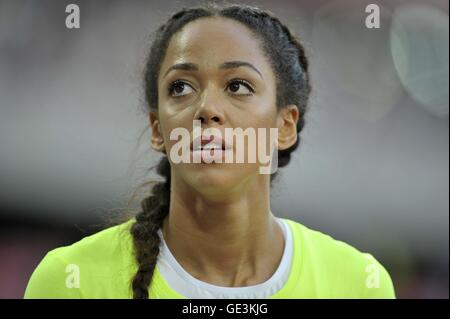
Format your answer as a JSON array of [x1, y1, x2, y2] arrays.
[[254, 9, 311, 168], [130, 156, 171, 299]]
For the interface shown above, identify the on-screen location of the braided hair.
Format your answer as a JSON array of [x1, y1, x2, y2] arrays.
[[130, 3, 311, 299]]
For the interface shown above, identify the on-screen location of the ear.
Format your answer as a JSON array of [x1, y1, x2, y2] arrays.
[[149, 111, 166, 153], [276, 105, 299, 151]]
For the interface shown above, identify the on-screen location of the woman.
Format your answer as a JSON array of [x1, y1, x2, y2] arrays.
[[24, 3, 395, 299]]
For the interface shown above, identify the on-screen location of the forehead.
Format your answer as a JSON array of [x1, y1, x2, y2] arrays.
[[159, 17, 271, 76]]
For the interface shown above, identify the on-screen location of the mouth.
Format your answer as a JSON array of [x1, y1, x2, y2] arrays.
[[190, 134, 233, 162], [190, 134, 232, 151]]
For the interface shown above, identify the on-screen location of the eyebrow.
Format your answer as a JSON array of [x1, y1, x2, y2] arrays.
[[162, 61, 263, 79]]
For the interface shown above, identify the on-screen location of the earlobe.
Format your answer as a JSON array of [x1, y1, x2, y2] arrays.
[[149, 112, 166, 153], [151, 135, 166, 153], [277, 105, 299, 151]]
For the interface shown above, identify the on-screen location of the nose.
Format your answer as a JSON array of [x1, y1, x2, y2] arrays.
[[194, 90, 225, 125]]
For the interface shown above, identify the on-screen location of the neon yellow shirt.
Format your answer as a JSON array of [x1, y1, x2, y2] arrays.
[[24, 218, 395, 299]]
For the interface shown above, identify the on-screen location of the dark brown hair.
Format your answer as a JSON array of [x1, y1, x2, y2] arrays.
[[130, 2, 311, 299]]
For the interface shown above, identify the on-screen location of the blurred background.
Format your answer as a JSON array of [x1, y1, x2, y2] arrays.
[[0, 0, 448, 298]]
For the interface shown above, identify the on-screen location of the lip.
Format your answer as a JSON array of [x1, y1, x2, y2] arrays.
[[190, 134, 232, 151]]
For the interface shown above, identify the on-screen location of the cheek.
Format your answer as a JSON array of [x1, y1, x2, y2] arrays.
[[158, 106, 189, 136], [235, 88, 278, 128], [161, 122, 190, 152], [235, 103, 278, 130]]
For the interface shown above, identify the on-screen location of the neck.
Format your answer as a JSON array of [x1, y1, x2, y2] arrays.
[[161, 173, 285, 287]]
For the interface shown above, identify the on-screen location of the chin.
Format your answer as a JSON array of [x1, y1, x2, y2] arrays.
[[179, 163, 251, 194]]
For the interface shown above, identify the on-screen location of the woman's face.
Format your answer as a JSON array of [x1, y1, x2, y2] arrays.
[[151, 17, 294, 196]]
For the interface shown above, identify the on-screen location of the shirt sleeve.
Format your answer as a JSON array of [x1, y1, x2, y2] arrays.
[[24, 250, 82, 299], [361, 253, 396, 299]]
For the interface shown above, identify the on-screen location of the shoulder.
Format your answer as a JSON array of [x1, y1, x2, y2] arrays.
[[24, 219, 137, 299], [42, 218, 135, 268], [282, 218, 396, 298]]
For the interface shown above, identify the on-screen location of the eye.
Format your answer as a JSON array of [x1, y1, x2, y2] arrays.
[[226, 79, 255, 96], [168, 80, 195, 97]]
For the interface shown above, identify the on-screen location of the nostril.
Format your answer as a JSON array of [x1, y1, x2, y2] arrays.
[[211, 116, 220, 122]]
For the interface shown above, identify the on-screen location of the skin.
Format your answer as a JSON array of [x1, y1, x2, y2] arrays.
[[149, 17, 299, 287]]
